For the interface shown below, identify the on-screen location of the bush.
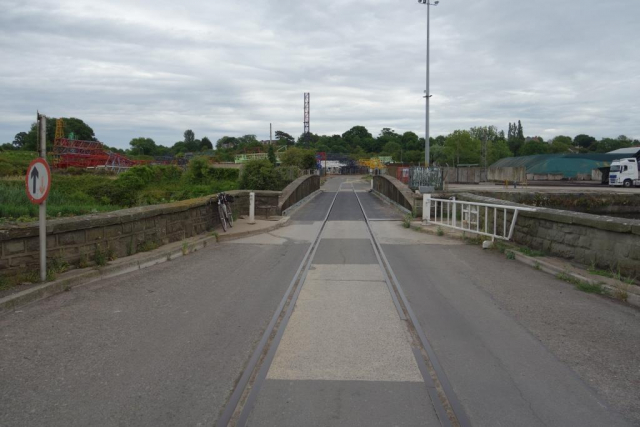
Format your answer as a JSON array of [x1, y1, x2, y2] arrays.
[[183, 157, 240, 184], [279, 147, 317, 170], [183, 157, 210, 184], [240, 159, 285, 190]]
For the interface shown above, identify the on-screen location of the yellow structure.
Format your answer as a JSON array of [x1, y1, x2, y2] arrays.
[[54, 119, 65, 141], [357, 156, 391, 170]]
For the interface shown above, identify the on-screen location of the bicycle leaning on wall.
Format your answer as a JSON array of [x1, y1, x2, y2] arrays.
[[214, 192, 234, 232]]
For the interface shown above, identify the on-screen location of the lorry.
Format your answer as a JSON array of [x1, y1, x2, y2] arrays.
[[609, 158, 640, 187]]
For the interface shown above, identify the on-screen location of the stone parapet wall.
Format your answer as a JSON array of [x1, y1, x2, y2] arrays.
[[456, 193, 640, 278], [0, 190, 279, 278], [373, 175, 420, 215], [279, 174, 320, 213]]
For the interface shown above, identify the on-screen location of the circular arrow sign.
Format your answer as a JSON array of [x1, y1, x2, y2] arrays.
[[25, 158, 51, 204]]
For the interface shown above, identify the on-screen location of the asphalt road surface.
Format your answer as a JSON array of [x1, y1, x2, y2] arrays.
[[1, 176, 638, 426]]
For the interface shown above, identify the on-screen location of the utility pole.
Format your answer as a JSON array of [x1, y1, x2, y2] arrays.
[[418, 0, 439, 168], [38, 112, 47, 282], [270, 123, 272, 145]]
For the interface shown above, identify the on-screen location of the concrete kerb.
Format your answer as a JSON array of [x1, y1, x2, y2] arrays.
[[411, 221, 640, 309], [0, 217, 290, 315]]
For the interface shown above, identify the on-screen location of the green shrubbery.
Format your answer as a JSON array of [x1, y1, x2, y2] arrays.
[[0, 158, 240, 221], [239, 159, 299, 191], [0, 151, 38, 177]]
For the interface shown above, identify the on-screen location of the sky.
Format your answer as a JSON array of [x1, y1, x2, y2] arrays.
[[1, 0, 638, 149]]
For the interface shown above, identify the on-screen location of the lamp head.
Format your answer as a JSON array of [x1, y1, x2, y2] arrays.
[[434, 1, 439, 4]]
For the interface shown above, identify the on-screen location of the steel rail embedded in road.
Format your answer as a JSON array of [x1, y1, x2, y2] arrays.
[[351, 184, 472, 427], [216, 186, 342, 427]]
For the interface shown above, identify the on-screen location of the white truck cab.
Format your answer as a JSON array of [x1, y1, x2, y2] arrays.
[[609, 158, 640, 187]]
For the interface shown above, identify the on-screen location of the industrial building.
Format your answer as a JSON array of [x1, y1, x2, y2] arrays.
[[490, 150, 640, 182]]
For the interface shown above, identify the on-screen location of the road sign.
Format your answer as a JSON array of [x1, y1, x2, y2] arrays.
[[25, 158, 51, 204]]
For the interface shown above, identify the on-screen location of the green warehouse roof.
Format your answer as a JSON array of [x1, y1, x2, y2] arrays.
[[490, 154, 631, 178]]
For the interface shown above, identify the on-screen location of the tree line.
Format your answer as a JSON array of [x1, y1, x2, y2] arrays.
[[3, 117, 638, 167], [3, 118, 213, 158]]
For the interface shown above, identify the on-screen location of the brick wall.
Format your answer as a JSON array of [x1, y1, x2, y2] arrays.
[[0, 190, 279, 278]]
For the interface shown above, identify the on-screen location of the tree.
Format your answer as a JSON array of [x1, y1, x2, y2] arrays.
[[549, 136, 572, 154], [279, 147, 316, 169], [200, 137, 213, 150], [267, 144, 277, 165], [129, 137, 157, 156], [487, 139, 513, 165], [342, 126, 373, 152], [517, 120, 524, 142], [507, 121, 525, 155], [20, 117, 96, 151], [590, 137, 633, 153], [12, 132, 27, 149], [574, 134, 596, 149], [382, 141, 402, 161], [216, 136, 239, 150], [519, 139, 549, 156], [184, 130, 195, 144], [444, 130, 481, 166], [430, 145, 447, 165], [275, 131, 295, 146], [469, 125, 500, 144]]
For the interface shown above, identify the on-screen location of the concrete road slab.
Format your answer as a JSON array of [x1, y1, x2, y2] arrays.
[[247, 379, 440, 427], [271, 221, 323, 242], [0, 242, 308, 427], [291, 192, 336, 222], [267, 278, 422, 382], [229, 222, 323, 245], [313, 239, 377, 265], [356, 191, 404, 220], [322, 221, 369, 239], [384, 243, 634, 427], [306, 264, 385, 282], [328, 192, 366, 221], [371, 221, 463, 246]]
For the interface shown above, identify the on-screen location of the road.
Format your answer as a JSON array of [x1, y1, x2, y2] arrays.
[[1, 176, 638, 426]]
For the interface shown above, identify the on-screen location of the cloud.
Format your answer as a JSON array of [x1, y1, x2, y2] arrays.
[[0, 0, 638, 148]]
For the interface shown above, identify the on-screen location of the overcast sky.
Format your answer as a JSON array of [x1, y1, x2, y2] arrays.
[[1, 0, 638, 149]]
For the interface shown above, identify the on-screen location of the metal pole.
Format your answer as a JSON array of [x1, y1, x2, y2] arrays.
[[270, 123, 272, 145], [38, 114, 47, 282], [249, 192, 255, 224], [425, 2, 430, 168]]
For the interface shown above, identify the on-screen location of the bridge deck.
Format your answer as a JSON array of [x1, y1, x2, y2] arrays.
[[0, 177, 638, 426]]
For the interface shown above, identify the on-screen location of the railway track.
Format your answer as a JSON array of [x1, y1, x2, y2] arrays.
[[216, 181, 470, 427]]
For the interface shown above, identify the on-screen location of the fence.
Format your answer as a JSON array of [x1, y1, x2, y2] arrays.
[[423, 195, 535, 241], [409, 167, 444, 191]]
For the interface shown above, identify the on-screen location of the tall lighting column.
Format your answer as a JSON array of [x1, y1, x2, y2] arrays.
[[418, 0, 439, 167]]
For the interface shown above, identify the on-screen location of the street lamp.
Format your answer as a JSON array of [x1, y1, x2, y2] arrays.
[[418, 0, 439, 167]]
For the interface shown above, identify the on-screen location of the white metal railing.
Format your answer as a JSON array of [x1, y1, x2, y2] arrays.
[[422, 195, 536, 241]]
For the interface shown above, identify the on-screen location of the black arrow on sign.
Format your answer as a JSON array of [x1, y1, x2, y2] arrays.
[[30, 167, 39, 194]]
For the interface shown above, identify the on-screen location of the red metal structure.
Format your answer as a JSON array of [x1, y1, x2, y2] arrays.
[[52, 138, 147, 172]]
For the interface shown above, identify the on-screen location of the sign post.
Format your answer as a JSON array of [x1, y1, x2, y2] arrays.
[[25, 113, 51, 282]]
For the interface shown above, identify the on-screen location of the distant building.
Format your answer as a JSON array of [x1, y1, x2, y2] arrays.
[[607, 147, 640, 157], [490, 153, 635, 181]]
